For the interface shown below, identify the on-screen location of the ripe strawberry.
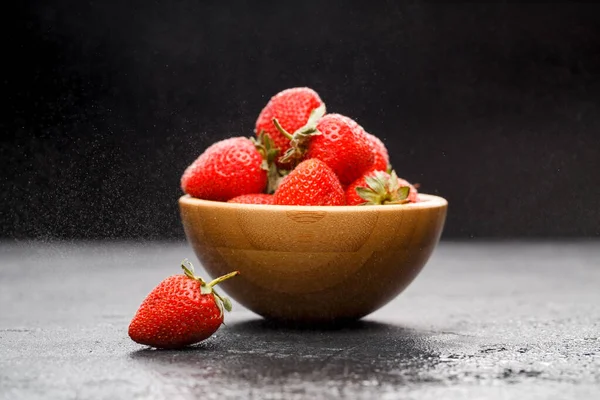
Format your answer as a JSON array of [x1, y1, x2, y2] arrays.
[[181, 135, 279, 201], [273, 158, 345, 206], [366, 133, 390, 172], [128, 260, 239, 349], [255, 87, 325, 169], [276, 114, 374, 185], [345, 169, 419, 205], [227, 193, 274, 205]]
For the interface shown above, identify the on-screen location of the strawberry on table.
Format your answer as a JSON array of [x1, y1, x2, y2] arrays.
[[227, 193, 274, 205], [255, 87, 325, 169], [181, 134, 279, 201], [273, 158, 345, 206], [128, 260, 239, 349], [345, 169, 419, 205]]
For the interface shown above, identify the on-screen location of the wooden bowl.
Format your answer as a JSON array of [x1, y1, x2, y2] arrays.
[[179, 194, 447, 323]]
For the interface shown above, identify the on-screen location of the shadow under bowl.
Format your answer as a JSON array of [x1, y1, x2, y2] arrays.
[[179, 194, 447, 324]]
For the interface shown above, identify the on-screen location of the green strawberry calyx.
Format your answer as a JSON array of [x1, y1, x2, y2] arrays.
[[273, 103, 326, 168], [252, 131, 287, 194], [181, 259, 239, 316], [355, 170, 411, 205]]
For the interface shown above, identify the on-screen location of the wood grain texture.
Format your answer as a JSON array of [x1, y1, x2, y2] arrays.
[[179, 194, 448, 323]]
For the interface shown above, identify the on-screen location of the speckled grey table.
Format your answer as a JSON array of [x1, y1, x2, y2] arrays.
[[1, 241, 599, 399]]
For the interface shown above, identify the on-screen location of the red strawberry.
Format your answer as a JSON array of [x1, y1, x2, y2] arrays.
[[128, 260, 239, 349], [366, 133, 390, 172], [274, 158, 345, 206], [276, 114, 374, 185], [227, 193, 274, 205], [345, 169, 419, 205], [181, 135, 279, 201], [255, 87, 325, 169]]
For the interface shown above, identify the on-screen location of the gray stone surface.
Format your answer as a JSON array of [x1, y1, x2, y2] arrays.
[[1, 241, 599, 399]]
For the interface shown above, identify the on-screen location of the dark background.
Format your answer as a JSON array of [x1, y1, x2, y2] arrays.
[[2, 1, 599, 240]]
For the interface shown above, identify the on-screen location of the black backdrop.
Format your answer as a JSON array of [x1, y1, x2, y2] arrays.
[[2, 1, 599, 240]]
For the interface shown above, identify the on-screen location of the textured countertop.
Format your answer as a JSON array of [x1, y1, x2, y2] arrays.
[[1, 241, 599, 399]]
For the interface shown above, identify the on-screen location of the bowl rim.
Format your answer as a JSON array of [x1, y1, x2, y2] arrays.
[[179, 193, 447, 212]]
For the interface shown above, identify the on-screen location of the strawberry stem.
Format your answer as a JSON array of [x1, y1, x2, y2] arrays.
[[273, 104, 326, 168], [272, 118, 294, 140], [252, 131, 285, 193], [355, 170, 411, 205], [181, 259, 206, 283], [212, 289, 233, 312], [305, 104, 326, 126], [180, 260, 238, 315], [207, 271, 240, 288], [202, 271, 239, 313]]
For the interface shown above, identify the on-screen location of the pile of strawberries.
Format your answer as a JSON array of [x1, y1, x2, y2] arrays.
[[181, 87, 418, 206]]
